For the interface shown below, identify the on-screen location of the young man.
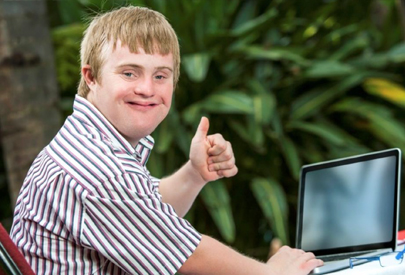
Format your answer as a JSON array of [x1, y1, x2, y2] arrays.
[[10, 6, 323, 274]]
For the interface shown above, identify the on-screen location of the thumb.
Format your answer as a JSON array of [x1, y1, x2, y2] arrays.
[[193, 116, 209, 142]]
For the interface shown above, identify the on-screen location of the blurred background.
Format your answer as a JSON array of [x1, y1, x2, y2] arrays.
[[1, 0, 405, 262]]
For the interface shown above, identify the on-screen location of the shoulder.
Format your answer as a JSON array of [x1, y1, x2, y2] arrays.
[[47, 118, 126, 188]]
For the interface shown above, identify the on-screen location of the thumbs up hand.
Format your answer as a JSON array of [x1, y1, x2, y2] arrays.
[[189, 117, 238, 183]]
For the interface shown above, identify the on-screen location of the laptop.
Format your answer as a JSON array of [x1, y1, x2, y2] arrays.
[[296, 148, 402, 274]]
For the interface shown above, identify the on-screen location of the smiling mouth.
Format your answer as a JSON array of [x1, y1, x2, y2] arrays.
[[127, 102, 157, 107]]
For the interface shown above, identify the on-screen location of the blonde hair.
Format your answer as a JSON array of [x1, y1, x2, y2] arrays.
[[78, 6, 180, 97]]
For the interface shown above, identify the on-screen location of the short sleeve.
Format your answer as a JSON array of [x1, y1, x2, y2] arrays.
[[80, 174, 201, 275]]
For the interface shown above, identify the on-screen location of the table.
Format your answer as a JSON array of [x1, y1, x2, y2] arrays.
[[329, 244, 405, 275]]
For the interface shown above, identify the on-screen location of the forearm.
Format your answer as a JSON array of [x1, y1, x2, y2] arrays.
[[179, 234, 269, 275], [159, 161, 206, 217]]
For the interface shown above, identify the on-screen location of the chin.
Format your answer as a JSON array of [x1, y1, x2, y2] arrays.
[[131, 124, 159, 141], [125, 116, 167, 140]]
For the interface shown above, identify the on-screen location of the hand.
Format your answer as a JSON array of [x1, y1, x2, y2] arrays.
[[267, 246, 323, 275], [189, 117, 238, 183]]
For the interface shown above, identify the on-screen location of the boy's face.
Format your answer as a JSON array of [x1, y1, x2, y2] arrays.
[[86, 41, 174, 146]]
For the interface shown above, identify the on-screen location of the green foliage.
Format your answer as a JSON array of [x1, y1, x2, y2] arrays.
[[251, 178, 289, 245], [200, 180, 235, 243], [48, 0, 405, 260]]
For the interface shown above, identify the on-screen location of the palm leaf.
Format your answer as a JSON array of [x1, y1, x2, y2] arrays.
[[329, 36, 368, 61], [183, 53, 211, 82], [250, 178, 289, 245], [331, 98, 405, 152], [291, 73, 366, 120], [186, 90, 254, 115], [247, 80, 277, 126], [363, 78, 405, 108], [287, 121, 347, 146], [278, 136, 301, 180], [387, 42, 405, 63], [303, 60, 355, 78], [57, 0, 83, 25], [200, 180, 235, 243], [238, 46, 310, 66], [231, 8, 278, 37], [153, 117, 174, 154], [253, 93, 276, 126]]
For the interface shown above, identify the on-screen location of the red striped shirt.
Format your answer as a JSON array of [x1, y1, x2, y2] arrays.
[[11, 95, 201, 274]]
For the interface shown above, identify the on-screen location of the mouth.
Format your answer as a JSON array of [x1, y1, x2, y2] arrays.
[[126, 101, 158, 108]]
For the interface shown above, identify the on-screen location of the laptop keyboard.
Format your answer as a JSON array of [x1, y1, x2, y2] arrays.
[[318, 251, 372, 262]]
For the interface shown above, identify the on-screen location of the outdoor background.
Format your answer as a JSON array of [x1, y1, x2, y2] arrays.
[[1, 0, 405, 261]]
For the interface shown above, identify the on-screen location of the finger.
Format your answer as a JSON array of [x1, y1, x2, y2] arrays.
[[208, 145, 233, 164], [193, 117, 209, 142], [217, 166, 238, 178], [207, 136, 228, 156], [300, 258, 324, 273], [208, 159, 236, 172], [299, 252, 316, 261]]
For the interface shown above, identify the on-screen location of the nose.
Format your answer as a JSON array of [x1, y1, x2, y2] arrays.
[[134, 77, 154, 97]]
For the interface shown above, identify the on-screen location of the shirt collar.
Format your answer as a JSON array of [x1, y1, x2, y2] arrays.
[[72, 95, 155, 163]]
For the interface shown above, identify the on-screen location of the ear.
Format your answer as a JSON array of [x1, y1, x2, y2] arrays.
[[81, 65, 97, 90]]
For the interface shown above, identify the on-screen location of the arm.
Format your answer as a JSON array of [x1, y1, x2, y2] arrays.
[[159, 117, 237, 217], [159, 161, 205, 217], [179, 235, 323, 275]]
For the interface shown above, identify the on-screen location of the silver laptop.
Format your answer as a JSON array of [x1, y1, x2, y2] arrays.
[[296, 148, 401, 274]]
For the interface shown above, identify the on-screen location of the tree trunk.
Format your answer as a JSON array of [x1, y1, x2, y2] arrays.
[[0, 0, 61, 206]]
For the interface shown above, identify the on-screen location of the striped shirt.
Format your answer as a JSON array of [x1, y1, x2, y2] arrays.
[[10, 95, 201, 274]]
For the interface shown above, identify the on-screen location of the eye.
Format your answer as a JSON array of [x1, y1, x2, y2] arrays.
[[155, 75, 165, 80], [123, 72, 134, 77]]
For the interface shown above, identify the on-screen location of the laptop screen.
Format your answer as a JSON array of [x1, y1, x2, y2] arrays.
[[296, 149, 401, 255]]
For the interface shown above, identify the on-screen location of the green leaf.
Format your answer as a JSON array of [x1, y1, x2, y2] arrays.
[[325, 145, 370, 161], [349, 43, 405, 69], [149, 0, 167, 14], [387, 42, 405, 63], [169, 108, 191, 157], [57, 0, 83, 24], [238, 46, 310, 66], [350, 53, 389, 69], [146, 151, 164, 179], [52, 23, 85, 40], [304, 60, 354, 78], [228, 119, 252, 144], [196, 90, 254, 114], [279, 136, 301, 180], [253, 93, 276, 126], [367, 115, 405, 153], [291, 73, 366, 120], [183, 53, 211, 82], [228, 117, 265, 151], [303, 24, 318, 39], [231, 0, 257, 30], [287, 121, 346, 146], [231, 8, 278, 37], [329, 36, 368, 61], [200, 181, 235, 243], [153, 117, 174, 154], [270, 110, 284, 137], [331, 97, 392, 119], [331, 98, 405, 149], [247, 115, 265, 148], [324, 24, 360, 44], [247, 79, 278, 117], [250, 178, 289, 245], [181, 104, 201, 126]]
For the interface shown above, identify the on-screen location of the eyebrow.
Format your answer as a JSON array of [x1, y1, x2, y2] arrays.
[[117, 64, 173, 72]]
